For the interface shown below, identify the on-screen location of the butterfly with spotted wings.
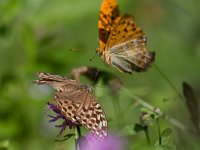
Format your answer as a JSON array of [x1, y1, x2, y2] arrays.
[[96, 0, 155, 74], [35, 72, 107, 139]]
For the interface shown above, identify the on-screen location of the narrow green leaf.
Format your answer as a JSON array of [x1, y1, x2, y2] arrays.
[[55, 134, 75, 142], [183, 82, 200, 132], [154, 128, 176, 150]]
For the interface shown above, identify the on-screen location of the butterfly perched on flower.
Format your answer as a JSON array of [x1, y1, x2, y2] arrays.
[[96, 0, 155, 74], [35, 72, 107, 139]]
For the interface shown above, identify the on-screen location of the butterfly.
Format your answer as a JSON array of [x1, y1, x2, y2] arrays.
[[96, 0, 155, 74], [35, 72, 107, 139]]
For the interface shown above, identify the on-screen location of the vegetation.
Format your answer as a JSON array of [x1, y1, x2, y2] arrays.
[[0, 0, 200, 149]]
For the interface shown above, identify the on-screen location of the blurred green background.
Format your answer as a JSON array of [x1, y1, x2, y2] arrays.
[[0, 0, 200, 149]]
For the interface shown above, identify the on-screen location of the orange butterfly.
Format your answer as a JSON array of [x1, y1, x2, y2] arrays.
[[96, 0, 155, 74]]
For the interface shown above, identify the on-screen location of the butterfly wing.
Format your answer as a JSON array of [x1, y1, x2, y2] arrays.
[[55, 89, 107, 138], [35, 72, 81, 92], [54, 91, 81, 124], [104, 14, 155, 73], [98, 0, 120, 49], [35, 72, 107, 138], [105, 14, 144, 49], [74, 93, 107, 138]]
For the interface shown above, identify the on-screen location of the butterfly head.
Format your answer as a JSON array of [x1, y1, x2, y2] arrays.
[[96, 47, 104, 57], [80, 84, 93, 92], [96, 48, 110, 64]]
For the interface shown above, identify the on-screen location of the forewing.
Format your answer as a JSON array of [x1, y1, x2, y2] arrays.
[[35, 72, 81, 92], [106, 14, 145, 50], [98, 0, 120, 49]]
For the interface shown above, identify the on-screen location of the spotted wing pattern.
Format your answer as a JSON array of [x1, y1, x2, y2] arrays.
[[35, 72, 107, 138], [105, 14, 155, 73], [105, 14, 144, 49], [98, 0, 120, 49], [97, 0, 155, 74]]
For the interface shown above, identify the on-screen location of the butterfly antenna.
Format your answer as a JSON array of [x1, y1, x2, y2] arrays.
[[90, 52, 97, 62], [69, 48, 89, 51]]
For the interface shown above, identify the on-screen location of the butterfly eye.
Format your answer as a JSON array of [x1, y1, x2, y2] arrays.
[[142, 36, 147, 42], [81, 85, 93, 92]]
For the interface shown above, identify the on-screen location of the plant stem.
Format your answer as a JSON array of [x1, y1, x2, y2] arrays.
[[144, 126, 150, 144], [122, 87, 191, 134], [75, 126, 81, 150], [77, 126, 82, 137], [156, 118, 162, 145]]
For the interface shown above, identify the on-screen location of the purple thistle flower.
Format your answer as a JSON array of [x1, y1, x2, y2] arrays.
[[46, 102, 77, 135], [79, 133, 126, 150]]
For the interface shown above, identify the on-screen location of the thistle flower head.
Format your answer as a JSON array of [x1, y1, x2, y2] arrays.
[[46, 102, 78, 135], [79, 133, 126, 150]]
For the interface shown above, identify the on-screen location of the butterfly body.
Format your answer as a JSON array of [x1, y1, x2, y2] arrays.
[[35, 72, 107, 138], [97, 0, 155, 74]]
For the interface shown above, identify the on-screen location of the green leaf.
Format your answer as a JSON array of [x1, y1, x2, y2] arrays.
[[154, 145, 175, 150], [154, 129, 176, 150], [161, 128, 173, 137], [55, 134, 75, 142], [120, 125, 136, 136], [183, 82, 200, 132]]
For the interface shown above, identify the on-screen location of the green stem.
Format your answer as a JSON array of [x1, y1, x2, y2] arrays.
[[156, 118, 162, 145], [122, 87, 189, 132], [75, 126, 81, 150], [144, 126, 150, 144]]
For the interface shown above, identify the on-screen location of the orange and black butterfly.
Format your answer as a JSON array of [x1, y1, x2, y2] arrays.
[[96, 0, 155, 74], [35, 72, 107, 139]]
